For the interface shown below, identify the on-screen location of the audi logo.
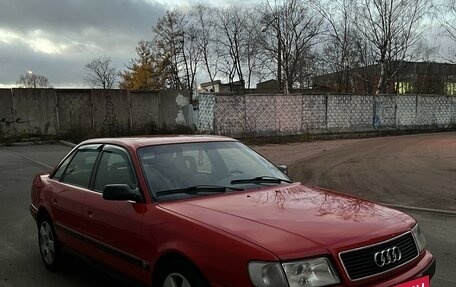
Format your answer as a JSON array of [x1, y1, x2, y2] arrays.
[[374, 246, 402, 267]]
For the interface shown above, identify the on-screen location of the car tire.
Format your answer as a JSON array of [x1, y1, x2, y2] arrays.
[[155, 259, 209, 287], [38, 215, 63, 271]]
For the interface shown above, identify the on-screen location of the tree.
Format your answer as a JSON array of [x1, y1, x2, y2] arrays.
[[215, 6, 250, 90], [85, 56, 117, 89], [439, 0, 456, 62], [258, 0, 322, 93], [153, 10, 186, 90], [192, 5, 220, 91], [151, 10, 205, 101], [119, 40, 167, 90], [316, 0, 363, 92], [17, 72, 52, 88], [356, 0, 433, 94]]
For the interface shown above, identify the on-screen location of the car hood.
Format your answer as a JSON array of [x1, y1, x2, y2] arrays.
[[158, 183, 416, 259]]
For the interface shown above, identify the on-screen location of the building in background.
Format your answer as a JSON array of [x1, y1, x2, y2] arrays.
[[312, 61, 456, 95], [198, 80, 245, 94]]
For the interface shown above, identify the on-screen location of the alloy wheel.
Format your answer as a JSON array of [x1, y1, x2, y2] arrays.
[[39, 221, 55, 265], [163, 273, 192, 287]]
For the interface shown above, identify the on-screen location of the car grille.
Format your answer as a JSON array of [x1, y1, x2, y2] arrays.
[[339, 232, 419, 281]]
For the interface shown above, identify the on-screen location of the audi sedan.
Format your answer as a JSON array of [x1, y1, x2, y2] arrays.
[[30, 136, 435, 287]]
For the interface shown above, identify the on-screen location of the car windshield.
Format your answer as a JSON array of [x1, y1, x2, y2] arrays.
[[137, 141, 291, 201]]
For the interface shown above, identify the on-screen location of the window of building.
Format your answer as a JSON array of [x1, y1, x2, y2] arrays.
[[395, 81, 413, 94], [444, 82, 456, 95]]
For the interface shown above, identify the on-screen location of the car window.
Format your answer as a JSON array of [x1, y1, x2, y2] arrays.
[[52, 152, 74, 180], [182, 149, 213, 173], [93, 148, 137, 192], [138, 141, 290, 200], [61, 148, 100, 188]]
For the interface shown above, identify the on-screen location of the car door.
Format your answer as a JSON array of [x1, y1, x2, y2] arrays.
[[82, 145, 149, 282], [50, 144, 102, 252]]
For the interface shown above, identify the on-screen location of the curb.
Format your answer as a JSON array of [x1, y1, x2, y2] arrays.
[[59, 140, 77, 147]]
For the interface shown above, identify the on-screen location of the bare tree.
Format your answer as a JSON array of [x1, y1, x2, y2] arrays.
[[181, 16, 203, 101], [439, 0, 456, 62], [17, 72, 52, 88], [356, 0, 433, 94], [192, 5, 220, 91], [259, 0, 323, 93], [216, 6, 251, 90], [316, 0, 362, 92], [85, 56, 117, 89]]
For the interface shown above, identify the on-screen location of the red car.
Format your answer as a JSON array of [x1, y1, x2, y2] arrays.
[[30, 136, 435, 287]]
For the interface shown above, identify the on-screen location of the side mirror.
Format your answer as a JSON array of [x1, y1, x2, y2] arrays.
[[103, 184, 143, 202], [278, 165, 288, 175]]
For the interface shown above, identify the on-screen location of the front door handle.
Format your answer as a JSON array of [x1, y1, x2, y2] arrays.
[[88, 210, 94, 218]]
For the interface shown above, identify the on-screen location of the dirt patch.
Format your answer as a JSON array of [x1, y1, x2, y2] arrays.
[[252, 132, 456, 211]]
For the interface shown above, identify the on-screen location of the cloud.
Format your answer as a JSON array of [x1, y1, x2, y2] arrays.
[[0, 0, 167, 87], [0, 0, 165, 35], [0, 0, 261, 87]]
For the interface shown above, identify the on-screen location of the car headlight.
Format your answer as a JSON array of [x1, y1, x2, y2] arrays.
[[282, 258, 340, 287], [248, 262, 288, 287], [248, 258, 340, 287], [412, 224, 427, 253]]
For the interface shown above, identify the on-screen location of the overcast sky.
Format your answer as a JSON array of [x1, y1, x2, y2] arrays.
[[0, 0, 450, 88], [0, 0, 249, 88]]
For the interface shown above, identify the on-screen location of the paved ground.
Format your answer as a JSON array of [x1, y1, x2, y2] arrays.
[[255, 132, 456, 211], [254, 132, 456, 286], [0, 133, 455, 286]]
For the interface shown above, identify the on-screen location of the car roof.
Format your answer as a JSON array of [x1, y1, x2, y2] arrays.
[[79, 135, 238, 150]]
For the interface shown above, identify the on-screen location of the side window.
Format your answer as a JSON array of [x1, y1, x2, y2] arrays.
[[61, 148, 100, 188], [52, 152, 74, 180], [94, 148, 137, 192]]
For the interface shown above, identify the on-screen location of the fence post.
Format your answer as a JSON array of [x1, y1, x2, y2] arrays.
[[244, 94, 247, 135], [372, 94, 376, 129], [212, 95, 217, 134], [394, 95, 398, 129], [325, 94, 329, 129]]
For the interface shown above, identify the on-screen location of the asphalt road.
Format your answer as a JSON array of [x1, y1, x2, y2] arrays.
[[256, 132, 456, 287], [1, 134, 455, 286]]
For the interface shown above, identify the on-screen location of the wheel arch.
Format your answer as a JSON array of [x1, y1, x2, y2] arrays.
[[36, 207, 51, 225], [151, 251, 210, 286]]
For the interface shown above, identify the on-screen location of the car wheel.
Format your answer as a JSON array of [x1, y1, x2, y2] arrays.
[[156, 259, 209, 287], [38, 216, 62, 271]]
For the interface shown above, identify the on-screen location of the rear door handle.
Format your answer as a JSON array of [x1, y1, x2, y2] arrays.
[[88, 210, 94, 218]]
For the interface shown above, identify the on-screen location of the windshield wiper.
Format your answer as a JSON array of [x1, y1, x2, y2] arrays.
[[156, 185, 244, 196], [231, 176, 293, 185]]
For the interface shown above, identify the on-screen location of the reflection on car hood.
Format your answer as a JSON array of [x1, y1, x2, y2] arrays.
[[159, 183, 415, 259]]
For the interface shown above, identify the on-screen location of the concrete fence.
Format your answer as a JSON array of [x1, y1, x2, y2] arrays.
[[2, 89, 455, 140], [0, 89, 191, 139], [196, 93, 456, 136]]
